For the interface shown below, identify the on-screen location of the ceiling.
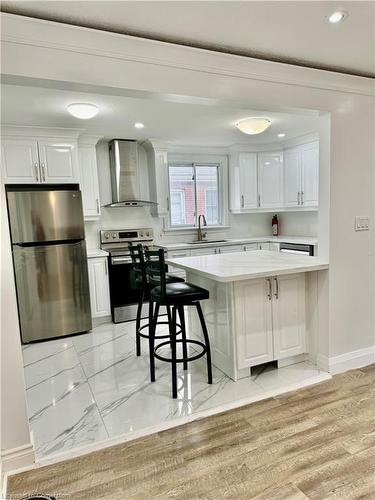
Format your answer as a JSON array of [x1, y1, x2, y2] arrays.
[[1, 84, 321, 146], [1, 1, 374, 78]]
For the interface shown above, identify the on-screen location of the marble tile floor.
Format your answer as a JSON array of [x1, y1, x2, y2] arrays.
[[22, 319, 330, 461]]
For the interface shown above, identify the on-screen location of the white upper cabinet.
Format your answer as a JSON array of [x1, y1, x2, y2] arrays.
[[1, 139, 40, 184], [283, 148, 301, 207], [284, 141, 319, 208], [144, 140, 168, 217], [239, 153, 258, 210], [38, 140, 79, 183], [78, 136, 102, 220], [300, 142, 319, 207], [258, 152, 283, 208], [1, 129, 80, 185]]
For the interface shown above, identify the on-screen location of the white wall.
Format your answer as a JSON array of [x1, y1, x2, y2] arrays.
[[0, 185, 34, 475]]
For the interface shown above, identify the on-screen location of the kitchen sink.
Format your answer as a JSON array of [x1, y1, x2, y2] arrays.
[[189, 240, 227, 244]]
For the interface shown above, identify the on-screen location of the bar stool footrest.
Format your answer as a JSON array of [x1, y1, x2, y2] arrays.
[[154, 339, 207, 364], [137, 322, 182, 340]]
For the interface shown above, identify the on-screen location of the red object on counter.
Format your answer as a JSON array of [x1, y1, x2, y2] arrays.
[[272, 214, 279, 236]]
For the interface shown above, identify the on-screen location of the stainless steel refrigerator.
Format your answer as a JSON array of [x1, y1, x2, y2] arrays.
[[7, 187, 92, 343]]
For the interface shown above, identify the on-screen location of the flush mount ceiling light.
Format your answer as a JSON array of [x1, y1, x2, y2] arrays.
[[134, 122, 144, 129], [235, 117, 271, 135], [67, 103, 99, 119], [327, 11, 348, 23], [277, 133, 286, 138]]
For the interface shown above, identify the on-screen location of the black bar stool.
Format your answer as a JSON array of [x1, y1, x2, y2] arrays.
[[128, 243, 184, 357], [144, 248, 212, 399]]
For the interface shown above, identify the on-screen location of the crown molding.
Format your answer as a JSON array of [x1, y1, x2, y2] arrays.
[[1, 13, 374, 98], [1, 125, 84, 139]]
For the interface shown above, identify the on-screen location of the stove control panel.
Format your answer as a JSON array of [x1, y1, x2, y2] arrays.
[[100, 228, 153, 244]]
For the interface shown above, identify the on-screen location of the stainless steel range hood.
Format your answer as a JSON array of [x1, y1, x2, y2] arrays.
[[106, 139, 157, 208]]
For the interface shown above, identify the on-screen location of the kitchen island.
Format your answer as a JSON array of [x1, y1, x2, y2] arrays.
[[166, 250, 329, 380]]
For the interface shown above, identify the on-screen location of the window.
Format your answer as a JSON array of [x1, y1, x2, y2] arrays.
[[168, 163, 220, 228]]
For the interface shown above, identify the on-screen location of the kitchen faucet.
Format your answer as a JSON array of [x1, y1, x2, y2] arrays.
[[197, 214, 207, 241]]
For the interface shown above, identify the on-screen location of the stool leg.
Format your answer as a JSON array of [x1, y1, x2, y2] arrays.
[[135, 291, 144, 356], [171, 306, 178, 398], [149, 302, 159, 382], [178, 305, 188, 370], [196, 302, 213, 384]]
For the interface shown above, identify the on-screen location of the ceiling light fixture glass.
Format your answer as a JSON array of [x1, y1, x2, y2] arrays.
[[277, 133, 286, 138], [134, 122, 145, 129], [235, 117, 271, 135], [67, 103, 99, 119], [327, 11, 348, 23]]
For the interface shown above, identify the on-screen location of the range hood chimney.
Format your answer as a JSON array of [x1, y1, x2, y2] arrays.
[[106, 139, 157, 208]]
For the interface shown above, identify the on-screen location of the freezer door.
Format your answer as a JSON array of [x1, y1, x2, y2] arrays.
[[7, 189, 85, 244], [13, 241, 92, 342]]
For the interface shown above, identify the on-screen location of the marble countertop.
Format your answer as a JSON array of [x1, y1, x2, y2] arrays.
[[87, 249, 109, 258], [156, 235, 318, 251], [166, 250, 328, 282]]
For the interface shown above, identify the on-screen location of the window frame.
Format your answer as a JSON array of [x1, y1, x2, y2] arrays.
[[166, 153, 228, 232], [170, 188, 186, 226]]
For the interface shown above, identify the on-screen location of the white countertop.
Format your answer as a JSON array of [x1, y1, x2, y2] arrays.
[[87, 249, 109, 258], [166, 250, 328, 282], [156, 235, 318, 251]]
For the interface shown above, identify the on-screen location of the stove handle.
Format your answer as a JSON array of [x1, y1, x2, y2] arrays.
[[111, 257, 133, 265]]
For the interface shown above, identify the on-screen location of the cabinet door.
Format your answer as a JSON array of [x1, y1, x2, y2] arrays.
[[283, 148, 301, 207], [242, 243, 258, 252], [272, 274, 306, 359], [78, 147, 101, 219], [167, 249, 191, 278], [190, 247, 217, 256], [217, 244, 242, 254], [269, 242, 280, 252], [258, 152, 283, 208], [38, 140, 79, 183], [235, 279, 274, 369], [258, 242, 270, 251], [1, 139, 40, 183], [300, 142, 319, 207], [239, 153, 258, 209], [87, 258, 111, 318]]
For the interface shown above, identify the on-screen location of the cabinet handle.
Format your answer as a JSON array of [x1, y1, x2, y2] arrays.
[[34, 163, 39, 182], [274, 277, 279, 299], [241, 195, 244, 208], [218, 248, 221, 254], [301, 191, 304, 205], [297, 191, 300, 205], [96, 198, 100, 213], [41, 163, 46, 182], [258, 194, 261, 207], [266, 278, 272, 300], [166, 197, 170, 211]]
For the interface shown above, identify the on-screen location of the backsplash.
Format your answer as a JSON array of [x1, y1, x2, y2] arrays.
[[84, 208, 317, 249]]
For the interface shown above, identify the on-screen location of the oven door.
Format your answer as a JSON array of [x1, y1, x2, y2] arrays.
[[108, 255, 148, 323]]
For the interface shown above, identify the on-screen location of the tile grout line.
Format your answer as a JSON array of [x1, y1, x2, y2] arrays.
[[73, 340, 111, 441]]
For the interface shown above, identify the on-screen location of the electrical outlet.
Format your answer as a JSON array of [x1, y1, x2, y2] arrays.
[[355, 216, 370, 231]]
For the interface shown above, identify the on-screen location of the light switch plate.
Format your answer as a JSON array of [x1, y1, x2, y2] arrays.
[[355, 216, 370, 231]]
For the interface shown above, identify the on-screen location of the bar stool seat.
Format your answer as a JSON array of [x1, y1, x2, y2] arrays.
[[150, 282, 209, 304]]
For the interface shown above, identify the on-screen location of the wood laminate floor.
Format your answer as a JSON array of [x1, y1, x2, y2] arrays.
[[7, 365, 375, 499]]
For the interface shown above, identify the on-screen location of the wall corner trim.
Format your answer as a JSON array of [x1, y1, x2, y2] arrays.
[[1, 442, 35, 475]]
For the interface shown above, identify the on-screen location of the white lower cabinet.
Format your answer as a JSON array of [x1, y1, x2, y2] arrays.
[[216, 244, 242, 254], [88, 257, 111, 318], [235, 273, 306, 369], [258, 242, 270, 250]]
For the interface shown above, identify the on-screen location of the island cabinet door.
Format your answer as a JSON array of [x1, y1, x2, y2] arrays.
[[272, 274, 306, 359], [234, 279, 274, 369]]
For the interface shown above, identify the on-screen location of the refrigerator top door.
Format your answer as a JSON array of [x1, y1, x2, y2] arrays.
[[7, 189, 85, 243]]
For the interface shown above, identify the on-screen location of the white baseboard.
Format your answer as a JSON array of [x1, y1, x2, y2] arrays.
[[317, 346, 375, 374], [1, 442, 35, 474]]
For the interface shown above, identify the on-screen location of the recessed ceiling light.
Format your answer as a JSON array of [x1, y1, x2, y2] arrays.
[[235, 117, 271, 135], [327, 11, 348, 24], [134, 122, 144, 129], [67, 103, 98, 119], [277, 133, 286, 138]]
